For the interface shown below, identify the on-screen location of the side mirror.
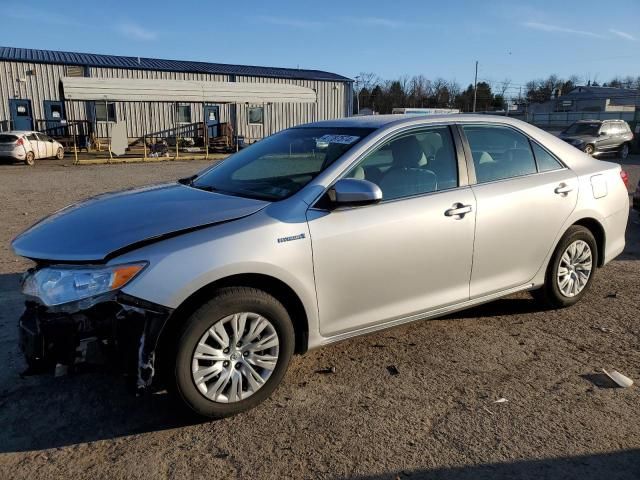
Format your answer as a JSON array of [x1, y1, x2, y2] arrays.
[[328, 178, 382, 207], [599, 131, 606, 136]]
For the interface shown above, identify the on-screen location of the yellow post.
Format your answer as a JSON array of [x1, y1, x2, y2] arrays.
[[73, 125, 78, 165], [205, 121, 209, 160], [143, 135, 147, 161]]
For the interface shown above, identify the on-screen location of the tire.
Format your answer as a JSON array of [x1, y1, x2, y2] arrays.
[[24, 151, 35, 166], [56, 147, 64, 160], [619, 143, 630, 160], [531, 225, 598, 308], [172, 287, 294, 419], [583, 144, 595, 156]]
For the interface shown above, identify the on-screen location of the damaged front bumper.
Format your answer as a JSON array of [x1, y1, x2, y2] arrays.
[[19, 291, 173, 392]]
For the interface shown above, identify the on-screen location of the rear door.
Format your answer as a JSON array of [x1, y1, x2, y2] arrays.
[[36, 133, 54, 158], [460, 123, 578, 298], [596, 122, 616, 152], [25, 133, 39, 157]]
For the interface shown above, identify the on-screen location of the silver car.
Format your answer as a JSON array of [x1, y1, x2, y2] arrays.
[[12, 115, 629, 418], [0, 130, 65, 165]]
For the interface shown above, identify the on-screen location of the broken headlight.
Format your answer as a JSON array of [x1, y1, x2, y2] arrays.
[[22, 263, 147, 306]]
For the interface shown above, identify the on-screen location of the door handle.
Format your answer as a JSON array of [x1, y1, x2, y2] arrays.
[[445, 203, 473, 217], [554, 184, 573, 195]]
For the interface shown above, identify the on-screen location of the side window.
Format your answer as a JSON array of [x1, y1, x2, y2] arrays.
[[463, 125, 537, 183], [26, 133, 38, 141], [95, 102, 117, 122], [531, 142, 563, 172], [599, 123, 612, 135], [177, 105, 192, 123], [346, 126, 458, 201]]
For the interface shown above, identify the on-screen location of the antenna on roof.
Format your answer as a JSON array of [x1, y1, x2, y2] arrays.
[[137, 56, 141, 65]]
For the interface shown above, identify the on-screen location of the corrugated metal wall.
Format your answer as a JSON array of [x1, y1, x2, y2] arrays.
[[234, 76, 348, 140], [0, 61, 86, 128], [89, 67, 232, 137], [1, 60, 351, 139]]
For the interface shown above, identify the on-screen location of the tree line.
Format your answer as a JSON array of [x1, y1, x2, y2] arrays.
[[354, 72, 640, 114]]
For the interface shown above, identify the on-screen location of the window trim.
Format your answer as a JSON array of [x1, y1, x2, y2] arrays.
[[457, 122, 569, 186], [311, 124, 470, 210]]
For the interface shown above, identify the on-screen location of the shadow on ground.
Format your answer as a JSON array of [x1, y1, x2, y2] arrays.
[[0, 272, 206, 453], [347, 449, 640, 480]]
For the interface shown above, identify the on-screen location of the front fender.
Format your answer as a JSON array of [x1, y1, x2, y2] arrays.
[[114, 211, 320, 338]]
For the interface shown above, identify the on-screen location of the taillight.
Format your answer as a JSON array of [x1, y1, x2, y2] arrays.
[[620, 170, 629, 188], [15, 137, 24, 146]]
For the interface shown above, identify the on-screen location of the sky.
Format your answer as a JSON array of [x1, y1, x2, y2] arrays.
[[1, 0, 639, 96]]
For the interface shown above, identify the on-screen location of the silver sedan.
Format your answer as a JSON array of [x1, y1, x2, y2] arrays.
[[12, 115, 629, 418]]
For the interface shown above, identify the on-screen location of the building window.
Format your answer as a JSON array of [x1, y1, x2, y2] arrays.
[[95, 102, 117, 122], [50, 104, 63, 119], [177, 105, 192, 123], [65, 65, 85, 77], [248, 106, 264, 125]]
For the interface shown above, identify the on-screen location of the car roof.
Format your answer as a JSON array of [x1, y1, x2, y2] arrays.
[[0, 130, 37, 135], [299, 114, 539, 130]]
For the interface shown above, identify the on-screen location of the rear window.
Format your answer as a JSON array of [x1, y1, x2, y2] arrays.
[[0, 135, 18, 143]]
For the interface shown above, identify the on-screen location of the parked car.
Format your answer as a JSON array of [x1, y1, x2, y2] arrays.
[[12, 115, 629, 419], [559, 119, 634, 159], [0, 130, 64, 165]]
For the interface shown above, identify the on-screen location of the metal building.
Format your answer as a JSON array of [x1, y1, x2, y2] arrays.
[[0, 46, 353, 148]]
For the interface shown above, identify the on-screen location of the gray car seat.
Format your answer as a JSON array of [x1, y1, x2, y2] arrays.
[[379, 136, 437, 200]]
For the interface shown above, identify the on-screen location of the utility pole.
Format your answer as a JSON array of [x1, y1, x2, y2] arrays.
[[473, 61, 478, 113], [354, 75, 361, 115]]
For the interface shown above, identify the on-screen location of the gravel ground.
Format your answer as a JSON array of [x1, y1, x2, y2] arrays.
[[0, 156, 639, 480]]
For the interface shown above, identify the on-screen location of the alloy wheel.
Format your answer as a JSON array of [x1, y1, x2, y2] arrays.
[[191, 312, 280, 403], [557, 240, 593, 297]]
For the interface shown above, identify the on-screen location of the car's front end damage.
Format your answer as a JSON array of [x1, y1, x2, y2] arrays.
[[18, 264, 173, 392], [11, 181, 270, 392]]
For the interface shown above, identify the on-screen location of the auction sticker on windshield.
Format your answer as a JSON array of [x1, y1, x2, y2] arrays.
[[316, 134, 360, 145]]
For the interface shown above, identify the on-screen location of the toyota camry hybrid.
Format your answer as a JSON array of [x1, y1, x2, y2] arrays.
[[12, 114, 629, 418]]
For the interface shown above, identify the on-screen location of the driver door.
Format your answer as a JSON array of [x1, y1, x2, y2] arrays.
[[307, 126, 476, 337]]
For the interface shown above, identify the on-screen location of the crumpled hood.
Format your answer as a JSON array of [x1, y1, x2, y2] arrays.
[[12, 183, 269, 262]]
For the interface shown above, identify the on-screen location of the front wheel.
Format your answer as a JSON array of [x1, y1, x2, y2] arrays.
[[173, 287, 294, 419], [531, 225, 597, 308], [619, 143, 630, 160], [583, 144, 595, 156], [56, 147, 64, 160]]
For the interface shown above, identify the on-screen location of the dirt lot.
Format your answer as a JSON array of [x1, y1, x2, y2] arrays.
[[0, 157, 639, 480]]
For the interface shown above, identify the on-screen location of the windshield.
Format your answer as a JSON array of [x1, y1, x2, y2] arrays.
[[564, 123, 600, 136], [191, 127, 374, 200]]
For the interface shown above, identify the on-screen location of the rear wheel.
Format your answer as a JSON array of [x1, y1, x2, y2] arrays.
[[24, 151, 35, 166], [619, 143, 630, 160], [583, 144, 595, 156], [172, 287, 294, 419], [531, 225, 597, 308], [56, 147, 64, 160]]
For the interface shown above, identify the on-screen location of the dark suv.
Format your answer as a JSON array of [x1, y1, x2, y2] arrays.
[[559, 119, 634, 159]]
